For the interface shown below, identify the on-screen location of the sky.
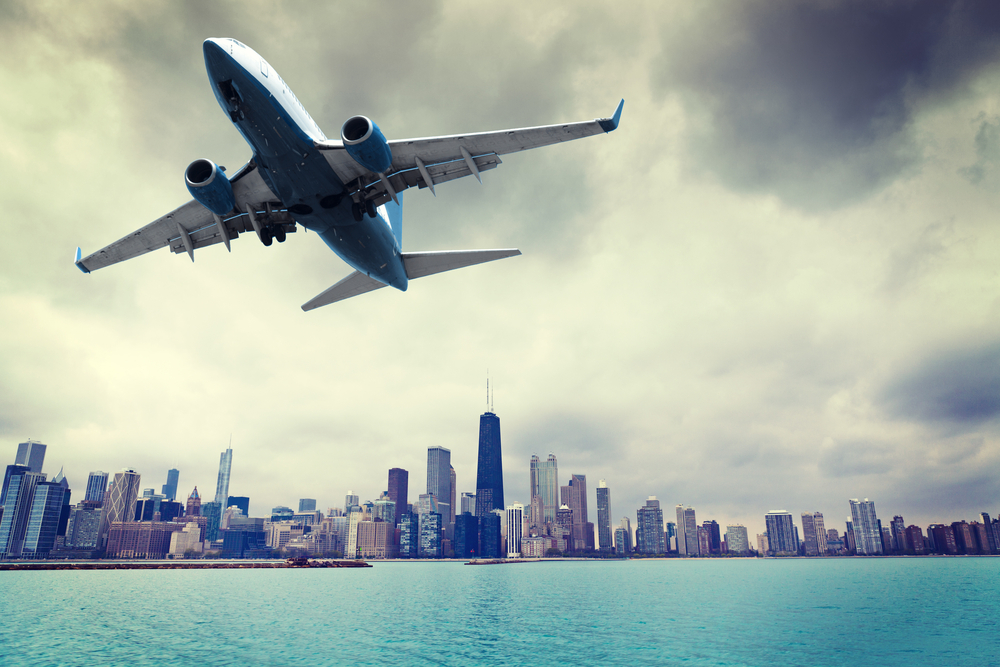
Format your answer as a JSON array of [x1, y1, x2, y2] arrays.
[[2, 0, 999, 538]]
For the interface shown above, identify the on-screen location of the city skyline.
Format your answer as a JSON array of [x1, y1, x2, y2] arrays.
[[2, 3, 999, 536]]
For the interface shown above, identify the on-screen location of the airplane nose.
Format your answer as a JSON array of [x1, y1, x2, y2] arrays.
[[203, 38, 226, 55], [203, 39, 235, 79]]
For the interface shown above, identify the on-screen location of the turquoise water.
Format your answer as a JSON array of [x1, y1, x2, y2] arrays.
[[1, 558, 997, 666]]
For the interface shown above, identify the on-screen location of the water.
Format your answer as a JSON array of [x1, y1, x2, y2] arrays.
[[1, 558, 997, 666]]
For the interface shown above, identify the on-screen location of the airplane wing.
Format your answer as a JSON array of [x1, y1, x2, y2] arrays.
[[314, 99, 624, 207], [75, 161, 290, 273]]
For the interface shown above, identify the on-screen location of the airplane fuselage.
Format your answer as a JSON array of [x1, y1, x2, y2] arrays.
[[202, 38, 408, 291]]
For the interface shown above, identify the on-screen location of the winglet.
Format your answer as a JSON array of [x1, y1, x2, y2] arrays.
[[75, 247, 90, 274], [598, 99, 624, 133]]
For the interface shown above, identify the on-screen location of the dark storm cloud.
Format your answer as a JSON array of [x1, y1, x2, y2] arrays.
[[880, 341, 1000, 428], [658, 1, 1000, 210]]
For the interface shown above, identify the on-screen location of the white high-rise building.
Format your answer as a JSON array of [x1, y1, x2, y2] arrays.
[[849, 499, 883, 555], [505, 503, 524, 558], [725, 525, 750, 554]]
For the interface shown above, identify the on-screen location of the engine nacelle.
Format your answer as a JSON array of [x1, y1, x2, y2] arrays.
[[341, 115, 392, 174], [185, 158, 235, 215]]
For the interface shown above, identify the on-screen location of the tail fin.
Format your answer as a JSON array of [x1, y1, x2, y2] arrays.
[[384, 193, 403, 247]]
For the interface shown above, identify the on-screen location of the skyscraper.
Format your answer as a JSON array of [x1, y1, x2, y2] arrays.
[[615, 517, 633, 555], [813, 513, 828, 554], [764, 510, 797, 555], [475, 405, 504, 517], [0, 470, 45, 558], [22, 481, 68, 558], [636, 497, 665, 554], [14, 440, 46, 474], [479, 511, 502, 558], [529, 454, 559, 524], [161, 469, 179, 501], [214, 447, 233, 507], [801, 512, 821, 556], [450, 466, 457, 524], [505, 503, 523, 558], [1, 464, 31, 508], [455, 512, 479, 559], [675, 505, 698, 556], [399, 512, 419, 558], [227, 495, 250, 517], [426, 446, 452, 537], [596, 480, 612, 552], [299, 498, 317, 512], [99, 469, 141, 549], [460, 492, 476, 515], [725, 525, 750, 554], [85, 471, 109, 504], [373, 492, 396, 526], [890, 515, 908, 553], [387, 468, 408, 526], [561, 474, 589, 550], [703, 520, 721, 554], [419, 512, 442, 558], [186, 487, 202, 516], [345, 491, 359, 511], [849, 499, 883, 555]]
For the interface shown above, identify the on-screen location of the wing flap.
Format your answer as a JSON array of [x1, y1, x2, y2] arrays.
[[301, 271, 388, 311]]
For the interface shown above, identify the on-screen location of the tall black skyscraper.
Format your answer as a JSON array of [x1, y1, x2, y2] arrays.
[[387, 468, 408, 526], [475, 400, 504, 518], [161, 469, 179, 501], [596, 480, 612, 552]]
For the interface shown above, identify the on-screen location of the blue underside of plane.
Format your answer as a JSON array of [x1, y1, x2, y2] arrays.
[[202, 40, 410, 291]]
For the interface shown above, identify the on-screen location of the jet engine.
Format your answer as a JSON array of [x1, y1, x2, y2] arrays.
[[341, 115, 392, 174], [185, 158, 235, 215]]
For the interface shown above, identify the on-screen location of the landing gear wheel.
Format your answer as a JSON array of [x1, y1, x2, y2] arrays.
[[352, 202, 364, 222], [275, 227, 287, 243], [365, 199, 377, 218], [261, 226, 273, 246]]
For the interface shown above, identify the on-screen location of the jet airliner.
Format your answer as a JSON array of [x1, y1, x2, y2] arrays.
[[75, 38, 623, 310]]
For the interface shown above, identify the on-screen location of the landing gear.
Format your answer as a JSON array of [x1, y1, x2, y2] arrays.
[[259, 224, 287, 246], [365, 199, 377, 218], [352, 202, 364, 222]]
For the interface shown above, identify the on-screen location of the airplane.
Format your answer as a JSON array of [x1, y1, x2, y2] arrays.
[[75, 38, 623, 311]]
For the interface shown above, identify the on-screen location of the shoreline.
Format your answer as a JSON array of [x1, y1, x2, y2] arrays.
[[0, 558, 370, 571]]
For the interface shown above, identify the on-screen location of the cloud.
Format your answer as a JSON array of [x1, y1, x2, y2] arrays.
[[958, 113, 1000, 184], [657, 0, 1000, 210], [880, 341, 1000, 428]]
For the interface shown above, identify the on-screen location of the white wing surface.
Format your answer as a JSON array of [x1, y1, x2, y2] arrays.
[[75, 161, 285, 273], [314, 100, 624, 207]]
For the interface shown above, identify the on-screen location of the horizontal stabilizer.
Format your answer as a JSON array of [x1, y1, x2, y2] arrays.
[[301, 270, 388, 311], [402, 249, 521, 279]]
